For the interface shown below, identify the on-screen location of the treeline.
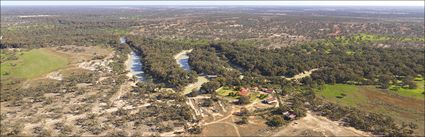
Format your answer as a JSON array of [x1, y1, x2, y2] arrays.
[[1, 7, 140, 48], [214, 35, 424, 85], [0, 24, 125, 48], [188, 46, 240, 76]]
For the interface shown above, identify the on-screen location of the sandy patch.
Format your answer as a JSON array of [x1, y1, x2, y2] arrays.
[[273, 111, 371, 136], [283, 68, 319, 80], [174, 49, 193, 62], [46, 71, 63, 81]]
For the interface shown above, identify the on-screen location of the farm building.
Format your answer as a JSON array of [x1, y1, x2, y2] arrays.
[[261, 97, 277, 104], [206, 75, 218, 79], [261, 88, 275, 94], [283, 111, 297, 120], [239, 88, 249, 96]]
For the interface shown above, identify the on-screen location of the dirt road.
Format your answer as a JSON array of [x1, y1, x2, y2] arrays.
[[272, 111, 371, 136], [283, 68, 319, 80], [203, 106, 241, 137]]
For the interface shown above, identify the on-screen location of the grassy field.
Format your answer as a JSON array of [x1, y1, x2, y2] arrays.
[[317, 84, 425, 135], [317, 84, 367, 107], [0, 49, 69, 79], [216, 87, 239, 98], [389, 78, 424, 100], [216, 86, 266, 102]]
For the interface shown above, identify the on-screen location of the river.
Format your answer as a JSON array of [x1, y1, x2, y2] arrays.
[[127, 51, 146, 82], [174, 49, 211, 94], [174, 49, 193, 71]]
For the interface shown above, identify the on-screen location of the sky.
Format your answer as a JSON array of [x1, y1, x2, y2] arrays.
[[1, 1, 424, 6]]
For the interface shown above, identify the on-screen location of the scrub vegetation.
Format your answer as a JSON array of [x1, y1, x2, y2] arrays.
[[1, 5, 424, 136]]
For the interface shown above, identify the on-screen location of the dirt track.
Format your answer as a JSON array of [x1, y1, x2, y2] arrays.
[[284, 68, 319, 80], [273, 111, 372, 136]]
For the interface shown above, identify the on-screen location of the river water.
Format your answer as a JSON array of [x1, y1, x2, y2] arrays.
[[128, 51, 146, 81], [128, 49, 191, 82], [175, 50, 192, 71], [178, 54, 191, 71]]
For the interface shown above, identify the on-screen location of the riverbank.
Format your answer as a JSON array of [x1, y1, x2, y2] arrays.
[[174, 49, 193, 61], [182, 76, 210, 95], [126, 51, 146, 83], [174, 49, 193, 71]]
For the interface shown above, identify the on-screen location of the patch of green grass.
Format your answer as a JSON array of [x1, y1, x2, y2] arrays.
[[318, 84, 424, 135], [316, 84, 367, 107], [334, 33, 425, 45], [345, 51, 355, 55], [216, 87, 239, 99], [249, 92, 260, 101], [103, 28, 130, 35], [129, 15, 143, 20], [389, 79, 424, 100], [0, 49, 69, 79]]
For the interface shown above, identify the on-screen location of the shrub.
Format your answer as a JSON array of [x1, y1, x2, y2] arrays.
[[201, 99, 213, 107], [266, 115, 285, 127], [238, 96, 250, 105], [236, 116, 249, 125], [188, 126, 202, 134]]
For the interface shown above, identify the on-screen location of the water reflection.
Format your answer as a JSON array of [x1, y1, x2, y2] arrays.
[[129, 51, 146, 81], [178, 54, 191, 71]]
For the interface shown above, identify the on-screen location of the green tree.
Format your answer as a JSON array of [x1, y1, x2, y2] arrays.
[[402, 76, 417, 89], [238, 96, 250, 105], [378, 74, 392, 89], [200, 81, 221, 93], [188, 126, 202, 134], [237, 116, 249, 125], [266, 115, 285, 127]]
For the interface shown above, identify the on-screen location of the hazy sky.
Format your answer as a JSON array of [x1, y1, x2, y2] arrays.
[[1, 1, 424, 6]]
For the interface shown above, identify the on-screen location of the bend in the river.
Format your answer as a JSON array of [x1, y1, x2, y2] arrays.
[[174, 49, 193, 71]]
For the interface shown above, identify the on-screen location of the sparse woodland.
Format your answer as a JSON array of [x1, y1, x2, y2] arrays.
[[1, 6, 424, 136]]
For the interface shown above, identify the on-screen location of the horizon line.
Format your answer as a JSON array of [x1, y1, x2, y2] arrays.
[[1, 1, 424, 7]]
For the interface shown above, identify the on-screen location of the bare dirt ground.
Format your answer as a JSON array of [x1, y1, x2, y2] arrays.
[[201, 106, 240, 137], [199, 98, 270, 137], [182, 76, 209, 95], [272, 111, 372, 136], [198, 85, 371, 137], [283, 68, 319, 80], [174, 49, 193, 61], [46, 71, 63, 81], [202, 123, 240, 136]]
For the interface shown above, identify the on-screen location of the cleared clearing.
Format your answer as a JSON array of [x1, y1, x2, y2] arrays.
[[0, 48, 69, 79], [389, 78, 425, 99], [273, 111, 371, 136], [182, 76, 209, 95], [317, 84, 425, 135], [283, 68, 319, 80]]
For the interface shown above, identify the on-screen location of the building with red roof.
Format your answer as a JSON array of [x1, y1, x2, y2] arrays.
[[239, 88, 249, 96]]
